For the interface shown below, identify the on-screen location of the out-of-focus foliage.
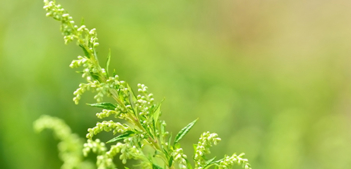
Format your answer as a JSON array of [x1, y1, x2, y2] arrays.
[[1, 0, 351, 169]]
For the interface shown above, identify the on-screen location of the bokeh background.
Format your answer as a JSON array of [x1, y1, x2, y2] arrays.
[[1, 0, 351, 168]]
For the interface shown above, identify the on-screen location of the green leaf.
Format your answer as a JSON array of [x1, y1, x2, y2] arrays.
[[152, 163, 163, 169], [168, 133, 173, 148], [75, 71, 84, 74], [203, 156, 217, 169], [160, 121, 165, 137], [168, 155, 174, 167], [127, 84, 137, 115], [153, 99, 164, 124], [90, 72, 100, 81], [152, 118, 157, 133], [174, 119, 198, 145], [140, 120, 154, 140], [193, 144, 197, 157], [106, 130, 135, 143], [185, 158, 193, 169], [80, 17, 85, 25], [79, 44, 90, 58], [106, 48, 111, 76], [87, 102, 116, 110]]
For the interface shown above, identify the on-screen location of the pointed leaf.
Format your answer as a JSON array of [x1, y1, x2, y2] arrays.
[[80, 17, 85, 25], [87, 102, 116, 110], [168, 156, 174, 167], [152, 163, 163, 169], [79, 44, 90, 58], [152, 118, 157, 133], [174, 119, 198, 145], [153, 99, 164, 124], [160, 120, 165, 137], [107, 130, 135, 143], [203, 156, 217, 169], [185, 158, 193, 169], [168, 133, 173, 148], [90, 71, 100, 81], [127, 84, 137, 115], [141, 121, 154, 139], [106, 49, 111, 76]]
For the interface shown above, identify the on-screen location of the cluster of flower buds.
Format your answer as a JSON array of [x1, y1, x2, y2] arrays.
[[172, 148, 188, 169], [136, 83, 155, 117], [34, 115, 94, 169], [218, 153, 251, 169], [83, 139, 116, 169], [86, 121, 130, 139], [194, 131, 221, 167], [107, 138, 142, 164]]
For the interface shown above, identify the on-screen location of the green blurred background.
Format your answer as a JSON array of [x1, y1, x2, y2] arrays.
[[1, 0, 351, 168]]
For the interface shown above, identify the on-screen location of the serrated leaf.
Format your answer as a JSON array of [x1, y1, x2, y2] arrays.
[[79, 44, 90, 58], [174, 119, 198, 145], [87, 102, 116, 110], [203, 156, 217, 169], [106, 130, 135, 143]]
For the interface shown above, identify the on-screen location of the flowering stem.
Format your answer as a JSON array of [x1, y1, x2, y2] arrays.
[[41, 1, 252, 168]]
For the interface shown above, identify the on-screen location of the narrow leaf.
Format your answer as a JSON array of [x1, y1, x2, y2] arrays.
[[152, 118, 157, 133], [174, 119, 198, 145], [203, 156, 217, 169], [168, 133, 173, 148], [90, 71, 100, 81], [75, 71, 84, 74], [87, 102, 116, 110], [107, 130, 135, 143], [185, 158, 193, 169], [168, 156, 174, 167], [79, 44, 90, 58], [153, 99, 164, 124], [106, 48, 111, 76], [152, 163, 163, 169], [141, 121, 154, 139], [80, 17, 85, 25], [127, 84, 137, 115], [113, 69, 117, 77], [193, 144, 197, 157], [160, 120, 165, 138]]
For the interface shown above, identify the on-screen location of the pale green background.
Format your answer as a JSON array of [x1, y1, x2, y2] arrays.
[[1, 0, 351, 168]]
